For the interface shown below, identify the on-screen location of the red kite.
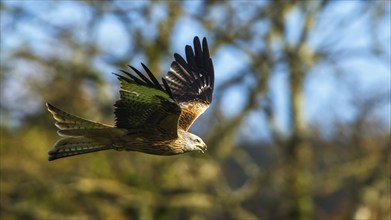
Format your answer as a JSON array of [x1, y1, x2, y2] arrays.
[[47, 37, 214, 161]]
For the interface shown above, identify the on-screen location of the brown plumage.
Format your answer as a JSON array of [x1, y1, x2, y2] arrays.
[[47, 37, 214, 161], [166, 37, 214, 130]]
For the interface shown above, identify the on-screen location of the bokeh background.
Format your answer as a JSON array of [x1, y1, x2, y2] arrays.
[[1, 1, 390, 220]]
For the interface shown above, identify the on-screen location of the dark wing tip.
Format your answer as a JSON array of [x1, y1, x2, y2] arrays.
[[161, 78, 174, 99], [128, 65, 154, 87], [114, 65, 172, 97], [194, 36, 201, 48], [113, 72, 132, 83], [141, 63, 163, 90], [165, 36, 215, 104], [202, 37, 208, 52]]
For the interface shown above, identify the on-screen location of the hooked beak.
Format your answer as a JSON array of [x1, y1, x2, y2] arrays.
[[197, 143, 207, 153]]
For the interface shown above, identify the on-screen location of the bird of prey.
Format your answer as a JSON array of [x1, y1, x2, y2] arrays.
[[47, 37, 214, 161]]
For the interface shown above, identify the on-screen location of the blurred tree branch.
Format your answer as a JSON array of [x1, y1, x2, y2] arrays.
[[1, 1, 389, 220]]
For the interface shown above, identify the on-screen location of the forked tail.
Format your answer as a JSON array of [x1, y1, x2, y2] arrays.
[[48, 137, 113, 161], [46, 103, 116, 161]]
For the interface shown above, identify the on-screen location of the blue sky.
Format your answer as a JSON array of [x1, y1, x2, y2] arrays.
[[1, 1, 390, 140]]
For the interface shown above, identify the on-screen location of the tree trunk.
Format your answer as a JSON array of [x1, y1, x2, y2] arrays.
[[286, 51, 313, 220]]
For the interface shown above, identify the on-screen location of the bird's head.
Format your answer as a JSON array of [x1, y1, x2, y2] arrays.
[[182, 132, 207, 153]]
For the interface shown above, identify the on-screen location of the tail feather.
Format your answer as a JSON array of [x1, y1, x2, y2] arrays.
[[58, 128, 125, 137], [46, 103, 118, 161], [46, 103, 111, 132], [48, 137, 113, 161]]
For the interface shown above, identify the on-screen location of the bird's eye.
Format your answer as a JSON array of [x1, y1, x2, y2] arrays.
[[195, 139, 200, 143]]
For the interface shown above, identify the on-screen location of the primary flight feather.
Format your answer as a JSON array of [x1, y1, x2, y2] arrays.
[[47, 37, 214, 161]]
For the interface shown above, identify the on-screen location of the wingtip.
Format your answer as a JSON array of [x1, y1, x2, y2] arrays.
[[202, 37, 209, 54], [161, 78, 174, 99], [193, 36, 201, 47], [201, 37, 207, 43], [193, 36, 208, 48], [194, 36, 200, 42]]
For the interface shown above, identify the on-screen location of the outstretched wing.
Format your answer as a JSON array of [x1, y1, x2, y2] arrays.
[[114, 64, 181, 139], [165, 37, 214, 131]]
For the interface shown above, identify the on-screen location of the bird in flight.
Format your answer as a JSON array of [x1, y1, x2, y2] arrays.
[[47, 37, 214, 161]]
